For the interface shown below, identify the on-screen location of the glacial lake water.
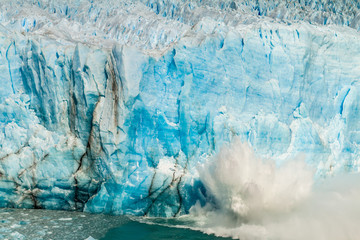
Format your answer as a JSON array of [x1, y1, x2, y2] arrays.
[[0, 208, 230, 240], [101, 221, 231, 240]]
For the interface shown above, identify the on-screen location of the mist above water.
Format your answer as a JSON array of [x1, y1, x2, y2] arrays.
[[186, 139, 360, 240]]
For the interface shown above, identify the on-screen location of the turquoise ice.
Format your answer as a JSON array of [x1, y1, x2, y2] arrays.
[[1, 0, 360, 217]]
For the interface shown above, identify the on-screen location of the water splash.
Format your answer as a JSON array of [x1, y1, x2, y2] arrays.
[[183, 139, 360, 240], [198, 139, 314, 220]]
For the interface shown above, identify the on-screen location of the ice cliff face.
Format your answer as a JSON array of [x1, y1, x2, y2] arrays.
[[1, 0, 360, 217]]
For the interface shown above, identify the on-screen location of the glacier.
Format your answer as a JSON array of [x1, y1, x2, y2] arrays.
[[1, 0, 360, 218]]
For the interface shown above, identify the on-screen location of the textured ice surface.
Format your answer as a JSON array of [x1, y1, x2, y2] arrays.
[[1, 0, 360, 217]]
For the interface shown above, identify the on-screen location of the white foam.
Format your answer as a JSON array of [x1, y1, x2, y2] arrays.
[[183, 139, 360, 240], [198, 138, 314, 220]]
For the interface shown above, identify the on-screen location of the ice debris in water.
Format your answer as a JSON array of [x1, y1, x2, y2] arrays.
[[0, 208, 128, 240]]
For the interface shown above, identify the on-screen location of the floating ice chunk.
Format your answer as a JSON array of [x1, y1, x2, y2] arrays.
[[85, 237, 96, 240], [10, 231, 25, 239]]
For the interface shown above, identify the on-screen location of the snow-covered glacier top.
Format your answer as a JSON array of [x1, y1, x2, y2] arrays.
[[1, 0, 360, 52], [1, 0, 360, 221], [0, 0, 188, 53]]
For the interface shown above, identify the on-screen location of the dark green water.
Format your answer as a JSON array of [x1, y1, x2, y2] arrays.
[[0, 208, 230, 240], [101, 221, 231, 240]]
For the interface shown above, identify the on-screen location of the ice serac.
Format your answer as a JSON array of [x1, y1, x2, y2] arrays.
[[1, 0, 360, 216]]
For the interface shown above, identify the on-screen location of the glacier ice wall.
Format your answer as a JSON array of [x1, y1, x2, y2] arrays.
[[1, 0, 360, 217]]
